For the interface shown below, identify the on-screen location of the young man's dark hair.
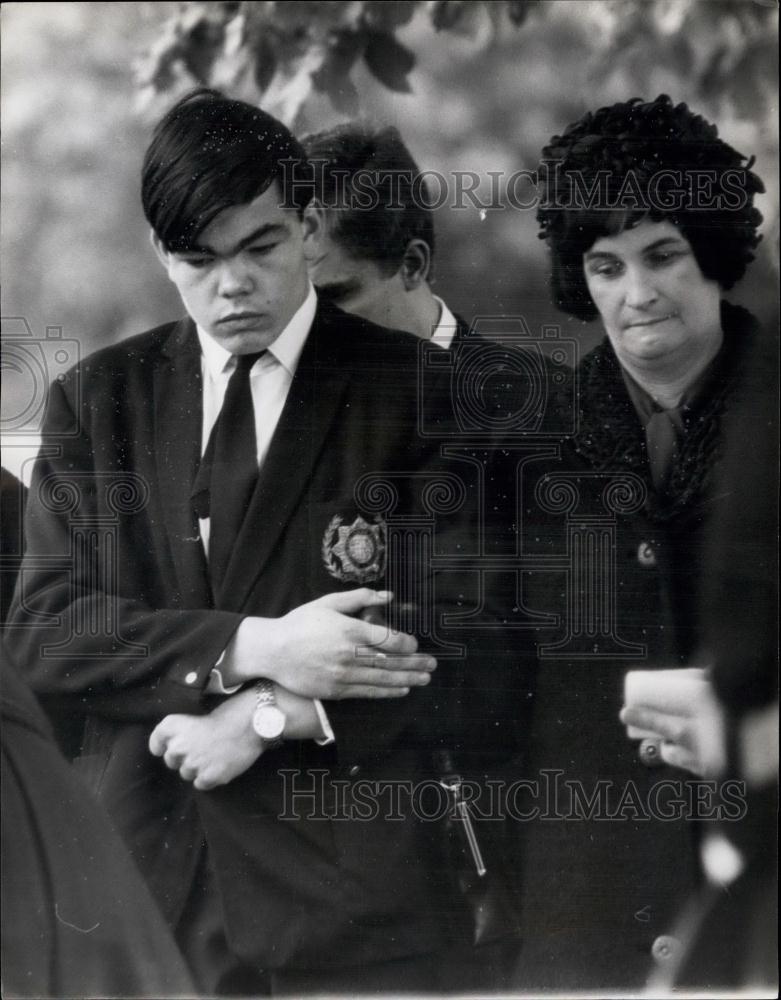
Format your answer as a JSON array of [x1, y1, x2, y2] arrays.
[[141, 87, 310, 253], [302, 123, 436, 278], [536, 94, 765, 321]]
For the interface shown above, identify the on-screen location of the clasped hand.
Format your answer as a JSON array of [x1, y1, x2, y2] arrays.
[[620, 666, 727, 777], [149, 589, 435, 790], [224, 588, 437, 697], [149, 689, 262, 791]]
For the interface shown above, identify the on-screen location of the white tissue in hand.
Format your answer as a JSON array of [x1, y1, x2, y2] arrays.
[[623, 667, 708, 739]]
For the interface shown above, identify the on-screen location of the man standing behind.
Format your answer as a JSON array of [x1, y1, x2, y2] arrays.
[[8, 90, 516, 995], [302, 124, 466, 348]]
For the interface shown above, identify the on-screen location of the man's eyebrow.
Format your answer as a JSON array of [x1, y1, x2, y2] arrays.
[[584, 237, 686, 261], [316, 277, 363, 301], [186, 223, 288, 256]]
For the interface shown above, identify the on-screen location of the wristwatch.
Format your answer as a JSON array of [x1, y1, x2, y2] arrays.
[[251, 679, 286, 750]]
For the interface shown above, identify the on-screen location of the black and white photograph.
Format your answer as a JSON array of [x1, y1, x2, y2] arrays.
[[1, 2, 778, 997]]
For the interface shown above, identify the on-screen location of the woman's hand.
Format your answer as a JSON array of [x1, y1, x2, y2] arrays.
[[620, 667, 727, 777]]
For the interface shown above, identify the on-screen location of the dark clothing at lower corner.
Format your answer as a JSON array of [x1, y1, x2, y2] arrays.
[[269, 938, 519, 997], [671, 787, 778, 991], [0, 641, 195, 999], [699, 313, 779, 717], [175, 858, 520, 998], [669, 305, 779, 994], [0, 466, 27, 626], [2, 466, 85, 759], [175, 843, 271, 996]]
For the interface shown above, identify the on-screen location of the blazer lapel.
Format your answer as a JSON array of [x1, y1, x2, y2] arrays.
[[154, 318, 212, 608], [216, 308, 352, 612]]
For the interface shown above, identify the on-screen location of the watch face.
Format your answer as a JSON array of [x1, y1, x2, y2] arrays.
[[252, 704, 285, 740]]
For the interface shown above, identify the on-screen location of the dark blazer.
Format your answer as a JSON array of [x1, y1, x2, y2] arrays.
[[513, 302, 758, 990], [8, 302, 522, 970], [672, 315, 778, 992], [1, 467, 27, 627]]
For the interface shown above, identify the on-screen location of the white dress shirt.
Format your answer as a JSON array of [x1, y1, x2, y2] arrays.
[[197, 284, 334, 743], [430, 296, 459, 349]]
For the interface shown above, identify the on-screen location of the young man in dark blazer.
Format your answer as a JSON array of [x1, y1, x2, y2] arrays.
[[8, 89, 523, 995]]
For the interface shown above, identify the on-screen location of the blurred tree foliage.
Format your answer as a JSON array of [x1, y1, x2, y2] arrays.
[[135, 0, 779, 132], [2, 0, 778, 386], [135, 1, 550, 124]]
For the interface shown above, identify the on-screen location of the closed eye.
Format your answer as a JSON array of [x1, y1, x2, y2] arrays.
[[587, 259, 623, 278], [180, 255, 214, 269], [646, 249, 686, 268]]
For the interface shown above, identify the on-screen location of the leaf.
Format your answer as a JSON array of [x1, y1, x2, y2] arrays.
[[257, 45, 322, 126], [181, 15, 227, 84], [316, 72, 360, 116], [698, 43, 730, 100], [140, 38, 184, 92], [363, 30, 415, 92], [218, 0, 241, 16], [252, 31, 278, 93], [311, 28, 364, 114], [362, 1, 418, 31], [429, 0, 485, 38], [321, 27, 366, 75], [506, 1, 530, 27], [430, 0, 468, 32], [729, 38, 777, 121], [269, 1, 354, 32]]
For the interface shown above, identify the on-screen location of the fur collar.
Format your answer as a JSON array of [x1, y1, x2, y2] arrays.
[[567, 301, 758, 524]]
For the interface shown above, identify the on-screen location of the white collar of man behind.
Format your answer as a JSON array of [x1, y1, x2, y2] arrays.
[[430, 296, 458, 350]]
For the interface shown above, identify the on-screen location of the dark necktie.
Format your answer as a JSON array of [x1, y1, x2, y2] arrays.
[[191, 351, 264, 595], [645, 406, 680, 492], [620, 367, 685, 494]]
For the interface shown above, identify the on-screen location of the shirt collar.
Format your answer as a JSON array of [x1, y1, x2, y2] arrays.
[[197, 282, 317, 379], [620, 347, 723, 433], [430, 295, 459, 348]]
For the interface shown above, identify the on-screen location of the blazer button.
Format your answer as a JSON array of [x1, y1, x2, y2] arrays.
[[651, 934, 681, 965], [637, 542, 657, 568], [184, 671, 198, 685], [348, 764, 361, 777], [638, 737, 664, 767]]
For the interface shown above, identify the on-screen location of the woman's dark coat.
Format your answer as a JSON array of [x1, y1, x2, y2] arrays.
[[514, 302, 758, 990]]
